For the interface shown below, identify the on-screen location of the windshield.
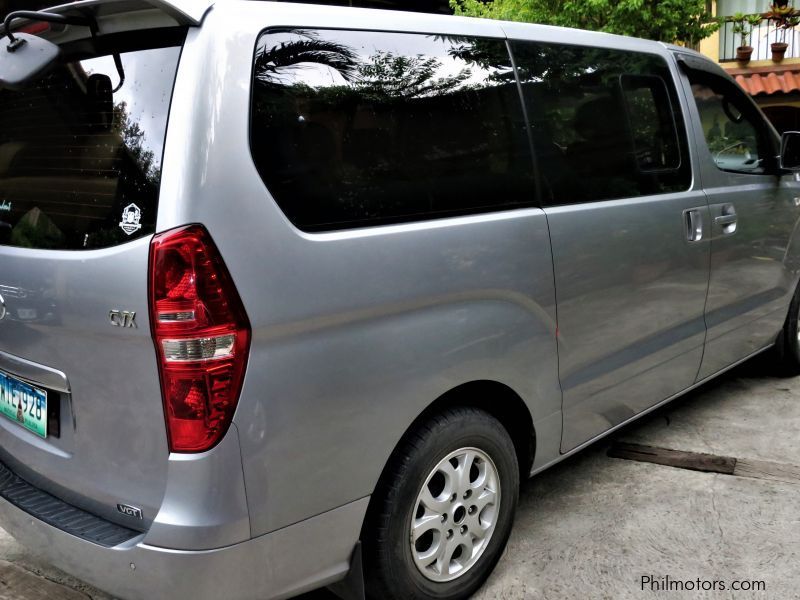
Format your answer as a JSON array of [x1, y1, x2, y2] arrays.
[[0, 38, 182, 250]]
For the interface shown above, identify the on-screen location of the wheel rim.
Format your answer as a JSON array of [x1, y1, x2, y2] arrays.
[[409, 447, 501, 583]]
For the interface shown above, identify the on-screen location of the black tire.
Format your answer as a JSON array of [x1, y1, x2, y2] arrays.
[[363, 407, 519, 600], [774, 284, 800, 376]]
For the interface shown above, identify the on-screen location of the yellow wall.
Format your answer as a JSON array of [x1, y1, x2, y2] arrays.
[[700, 29, 720, 62], [699, 0, 719, 60], [696, 0, 800, 121]]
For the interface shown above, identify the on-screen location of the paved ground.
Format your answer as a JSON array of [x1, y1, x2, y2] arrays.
[[1, 353, 799, 600]]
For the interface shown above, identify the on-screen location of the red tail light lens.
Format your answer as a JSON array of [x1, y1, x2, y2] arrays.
[[149, 225, 250, 453], [19, 22, 50, 35]]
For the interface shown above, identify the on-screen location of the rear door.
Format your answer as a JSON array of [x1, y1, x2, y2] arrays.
[[507, 35, 710, 452], [0, 22, 184, 528], [677, 59, 800, 379]]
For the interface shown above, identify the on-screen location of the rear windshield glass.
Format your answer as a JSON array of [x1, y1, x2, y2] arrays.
[[0, 38, 182, 250]]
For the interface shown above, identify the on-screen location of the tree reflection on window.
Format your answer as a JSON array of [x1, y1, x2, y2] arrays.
[[251, 29, 534, 231]]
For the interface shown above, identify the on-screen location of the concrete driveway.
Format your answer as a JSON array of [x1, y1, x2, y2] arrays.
[[1, 353, 798, 599]]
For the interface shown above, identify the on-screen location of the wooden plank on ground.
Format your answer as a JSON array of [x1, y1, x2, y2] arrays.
[[733, 459, 800, 486], [609, 442, 800, 486], [607, 442, 737, 474]]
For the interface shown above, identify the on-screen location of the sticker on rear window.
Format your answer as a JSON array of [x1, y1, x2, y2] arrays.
[[119, 203, 142, 235]]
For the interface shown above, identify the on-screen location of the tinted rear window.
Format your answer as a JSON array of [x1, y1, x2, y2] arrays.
[[511, 42, 691, 206], [0, 37, 182, 250], [250, 29, 536, 232]]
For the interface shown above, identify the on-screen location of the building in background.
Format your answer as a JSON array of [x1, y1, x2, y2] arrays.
[[700, 0, 800, 132]]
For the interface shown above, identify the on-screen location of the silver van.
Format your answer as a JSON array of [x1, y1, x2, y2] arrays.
[[0, 1, 799, 599]]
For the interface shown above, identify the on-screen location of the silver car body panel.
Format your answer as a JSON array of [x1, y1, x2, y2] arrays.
[[0, 238, 169, 530], [0, 491, 368, 600], [503, 23, 712, 452], [159, 2, 562, 537], [670, 58, 800, 378]]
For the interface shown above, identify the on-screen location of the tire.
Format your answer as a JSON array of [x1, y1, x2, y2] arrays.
[[775, 283, 800, 376], [363, 407, 519, 600]]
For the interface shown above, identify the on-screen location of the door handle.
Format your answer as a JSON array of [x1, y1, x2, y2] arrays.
[[714, 204, 737, 235], [684, 208, 704, 242]]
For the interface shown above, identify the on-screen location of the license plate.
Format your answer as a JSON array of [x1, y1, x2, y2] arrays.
[[0, 369, 47, 438]]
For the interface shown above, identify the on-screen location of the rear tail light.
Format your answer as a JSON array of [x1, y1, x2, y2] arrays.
[[149, 225, 250, 453]]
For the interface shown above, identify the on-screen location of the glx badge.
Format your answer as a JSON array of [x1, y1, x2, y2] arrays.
[[109, 310, 137, 328]]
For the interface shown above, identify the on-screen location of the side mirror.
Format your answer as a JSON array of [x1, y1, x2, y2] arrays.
[[780, 131, 800, 171], [0, 33, 60, 90]]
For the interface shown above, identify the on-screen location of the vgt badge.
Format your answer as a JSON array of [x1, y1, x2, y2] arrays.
[[119, 203, 142, 235], [117, 503, 143, 520], [0, 293, 6, 321]]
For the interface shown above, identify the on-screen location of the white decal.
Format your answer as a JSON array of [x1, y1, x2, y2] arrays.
[[119, 203, 142, 235]]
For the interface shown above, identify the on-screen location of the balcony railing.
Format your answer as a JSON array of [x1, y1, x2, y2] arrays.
[[720, 15, 800, 62]]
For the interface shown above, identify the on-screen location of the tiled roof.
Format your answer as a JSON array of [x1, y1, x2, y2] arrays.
[[730, 65, 800, 96]]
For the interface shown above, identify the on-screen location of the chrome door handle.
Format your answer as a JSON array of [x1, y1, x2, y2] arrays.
[[714, 204, 737, 235], [684, 208, 704, 242]]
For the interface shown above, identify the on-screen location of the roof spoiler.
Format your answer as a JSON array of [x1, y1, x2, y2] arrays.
[[0, 0, 211, 90], [45, 0, 213, 27]]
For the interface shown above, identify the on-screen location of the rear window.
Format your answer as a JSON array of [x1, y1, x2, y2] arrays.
[[511, 42, 691, 206], [0, 35, 183, 250], [250, 29, 536, 232]]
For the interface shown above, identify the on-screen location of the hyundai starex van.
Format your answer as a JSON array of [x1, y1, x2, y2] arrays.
[[0, 1, 800, 599]]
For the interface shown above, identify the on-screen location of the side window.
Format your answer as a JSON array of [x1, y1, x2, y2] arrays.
[[621, 75, 681, 171], [686, 71, 775, 174], [250, 29, 535, 232], [510, 42, 692, 206]]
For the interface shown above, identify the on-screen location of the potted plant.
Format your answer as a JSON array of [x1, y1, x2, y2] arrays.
[[769, 1, 795, 61], [732, 13, 763, 62], [775, 15, 800, 60]]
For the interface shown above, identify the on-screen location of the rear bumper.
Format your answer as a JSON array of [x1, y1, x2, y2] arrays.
[[0, 493, 369, 600]]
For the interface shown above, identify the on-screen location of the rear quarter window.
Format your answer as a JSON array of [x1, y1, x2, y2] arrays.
[[250, 29, 536, 232], [511, 42, 692, 206], [0, 36, 183, 250]]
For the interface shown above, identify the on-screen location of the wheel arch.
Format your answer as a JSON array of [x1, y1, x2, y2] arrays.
[[367, 379, 535, 509], [419, 380, 535, 478], [354, 380, 532, 599]]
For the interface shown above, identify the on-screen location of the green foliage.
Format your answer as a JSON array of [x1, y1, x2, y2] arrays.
[[767, 3, 800, 44], [254, 32, 360, 84], [450, 0, 720, 45], [357, 52, 473, 99], [731, 12, 763, 48], [113, 101, 159, 182]]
